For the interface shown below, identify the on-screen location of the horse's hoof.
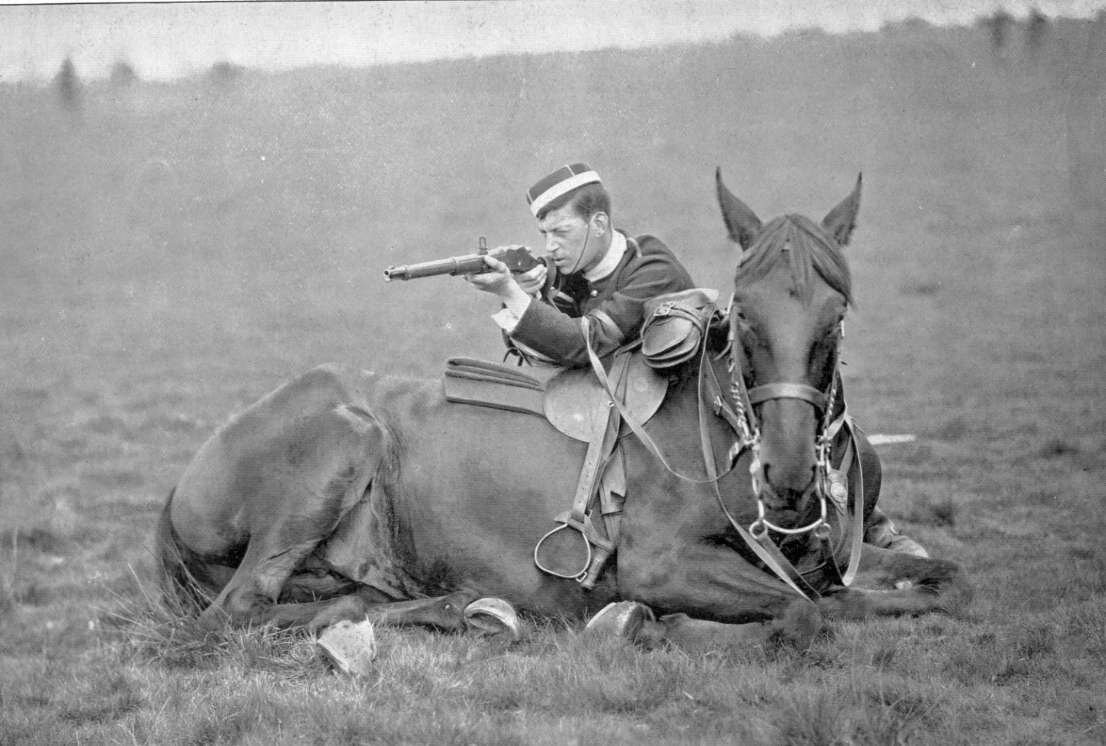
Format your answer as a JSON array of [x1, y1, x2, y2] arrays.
[[317, 618, 378, 677], [464, 597, 521, 641], [584, 601, 655, 642]]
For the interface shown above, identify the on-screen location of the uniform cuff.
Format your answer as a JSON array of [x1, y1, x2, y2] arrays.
[[491, 294, 532, 333]]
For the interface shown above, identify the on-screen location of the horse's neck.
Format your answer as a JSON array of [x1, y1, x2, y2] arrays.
[[653, 356, 737, 445]]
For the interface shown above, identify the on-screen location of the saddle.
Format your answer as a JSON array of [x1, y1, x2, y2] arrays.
[[443, 349, 669, 587], [443, 352, 666, 439]]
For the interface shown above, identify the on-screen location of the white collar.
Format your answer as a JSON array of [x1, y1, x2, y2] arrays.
[[584, 230, 627, 282]]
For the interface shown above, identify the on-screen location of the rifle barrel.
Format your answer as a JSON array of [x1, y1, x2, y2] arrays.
[[383, 254, 489, 282], [383, 246, 539, 282]]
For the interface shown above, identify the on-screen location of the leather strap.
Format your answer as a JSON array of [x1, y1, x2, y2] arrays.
[[697, 352, 818, 598], [581, 318, 727, 485], [535, 342, 627, 586], [568, 352, 631, 525], [747, 382, 829, 411]]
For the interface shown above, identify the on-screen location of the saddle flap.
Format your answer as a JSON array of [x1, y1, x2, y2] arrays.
[[543, 351, 668, 441], [442, 357, 561, 417], [442, 374, 546, 417], [445, 357, 554, 389]]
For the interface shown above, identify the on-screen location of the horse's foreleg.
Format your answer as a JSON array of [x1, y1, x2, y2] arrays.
[[639, 599, 821, 653], [617, 541, 822, 648], [260, 589, 479, 634], [816, 545, 972, 619]]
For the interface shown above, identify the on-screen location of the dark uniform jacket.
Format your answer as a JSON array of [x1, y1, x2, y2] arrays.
[[509, 232, 695, 367]]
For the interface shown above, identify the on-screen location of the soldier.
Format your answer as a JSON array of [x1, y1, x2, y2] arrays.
[[466, 162, 695, 367]]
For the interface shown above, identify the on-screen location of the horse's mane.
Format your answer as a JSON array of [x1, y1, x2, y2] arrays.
[[734, 214, 853, 306]]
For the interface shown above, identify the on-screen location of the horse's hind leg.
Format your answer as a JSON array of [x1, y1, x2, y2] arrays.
[[198, 403, 385, 628], [817, 545, 972, 619]]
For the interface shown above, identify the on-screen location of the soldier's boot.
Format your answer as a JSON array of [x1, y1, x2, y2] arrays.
[[864, 507, 929, 558]]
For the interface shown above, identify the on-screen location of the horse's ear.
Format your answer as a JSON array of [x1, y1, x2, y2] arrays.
[[716, 167, 762, 250], [822, 173, 862, 247]]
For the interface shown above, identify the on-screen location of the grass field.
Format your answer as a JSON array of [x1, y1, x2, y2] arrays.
[[2, 16, 1104, 745]]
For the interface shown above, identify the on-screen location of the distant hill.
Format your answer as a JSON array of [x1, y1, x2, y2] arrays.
[[1, 17, 1101, 370]]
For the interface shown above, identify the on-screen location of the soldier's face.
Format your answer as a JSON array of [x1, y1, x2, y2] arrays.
[[537, 204, 603, 274]]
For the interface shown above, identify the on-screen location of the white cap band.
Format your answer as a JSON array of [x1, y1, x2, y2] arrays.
[[528, 170, 601, 216]]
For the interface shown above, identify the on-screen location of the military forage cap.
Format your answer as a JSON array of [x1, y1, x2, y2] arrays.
[[526, 162, 601, 217]]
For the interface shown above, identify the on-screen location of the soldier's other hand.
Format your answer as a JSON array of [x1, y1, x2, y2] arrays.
[[514, 262, 547, 296], [465, 255, 516, 296]]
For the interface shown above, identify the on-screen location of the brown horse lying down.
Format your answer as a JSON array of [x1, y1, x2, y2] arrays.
[[157, 171, 971, 649]]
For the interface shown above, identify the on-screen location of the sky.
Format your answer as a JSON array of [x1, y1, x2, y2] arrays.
[[1, 0, 1102, 82]]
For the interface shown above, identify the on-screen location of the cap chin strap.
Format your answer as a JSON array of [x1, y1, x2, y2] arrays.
[[569, 226, 588, 276], [562, 217, 594, 277]]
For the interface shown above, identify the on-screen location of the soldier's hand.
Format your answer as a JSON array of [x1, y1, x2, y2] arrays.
[[465, 255, 516, 296]]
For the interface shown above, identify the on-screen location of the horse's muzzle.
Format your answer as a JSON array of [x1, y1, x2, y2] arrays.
[[757, 469, 818, 516]]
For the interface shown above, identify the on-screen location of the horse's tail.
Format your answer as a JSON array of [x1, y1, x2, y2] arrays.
[[156, 488, 218, 615]]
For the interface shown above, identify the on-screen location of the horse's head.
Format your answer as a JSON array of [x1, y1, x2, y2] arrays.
[[716, 168, 860, 522]]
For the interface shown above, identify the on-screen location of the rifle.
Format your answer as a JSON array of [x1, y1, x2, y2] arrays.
[[383, 237, 542, 282]]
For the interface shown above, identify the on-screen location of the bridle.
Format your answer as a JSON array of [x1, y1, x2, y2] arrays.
[[717, 292, 864, 593], [722, 292, 847, 541]]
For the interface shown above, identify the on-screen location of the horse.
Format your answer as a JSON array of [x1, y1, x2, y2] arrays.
[[156, 170, 971, 649]]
